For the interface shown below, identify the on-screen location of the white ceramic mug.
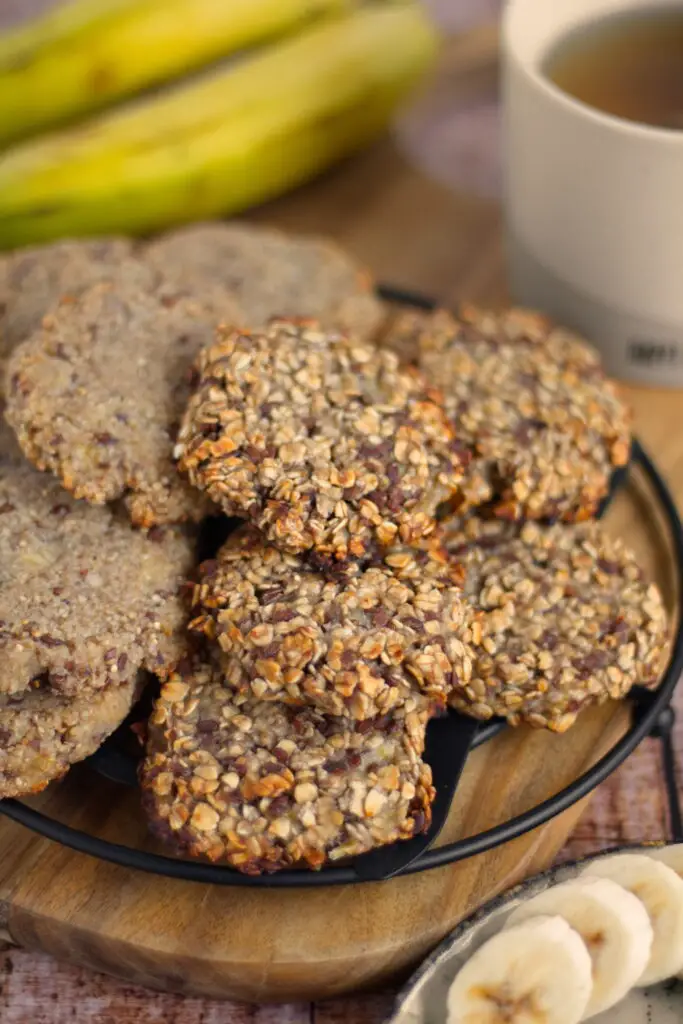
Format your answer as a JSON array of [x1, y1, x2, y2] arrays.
[[502, 0, 683, 387]]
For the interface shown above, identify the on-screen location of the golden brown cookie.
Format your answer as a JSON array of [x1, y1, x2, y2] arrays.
[[382, 306, 631, 522], [177, 319, 465, 567], [190, 525, 467, 720], [141, 655, 434, 873]]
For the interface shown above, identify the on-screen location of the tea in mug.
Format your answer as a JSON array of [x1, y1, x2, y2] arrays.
[[544, 6, 683, 129]]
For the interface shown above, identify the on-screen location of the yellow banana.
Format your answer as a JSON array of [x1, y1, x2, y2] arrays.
[[0, 0, 355, 147], [0, 2, 437, 249]]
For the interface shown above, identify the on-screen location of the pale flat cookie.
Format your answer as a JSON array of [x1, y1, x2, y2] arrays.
[[0, 674, 142, 798], [0, 237, 153, 380], [4, 280, 243, 525], [0, 418, 194, 696], [143, 222, 385, 341]]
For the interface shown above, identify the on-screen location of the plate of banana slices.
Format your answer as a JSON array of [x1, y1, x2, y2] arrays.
[[389, 845, 683, 1024]]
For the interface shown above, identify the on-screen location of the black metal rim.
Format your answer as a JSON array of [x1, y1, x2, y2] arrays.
[[0, 288, 680, 889]]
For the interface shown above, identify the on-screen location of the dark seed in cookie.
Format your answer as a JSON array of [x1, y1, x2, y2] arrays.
[[442, 515, 667, 731], [4, 280, 242, 525], [189, 525, 468, 720], [141, 656, 434, 873], [381, 306, 631, 522], [177, 319, 465, 565], [0, 419, 194, 696]]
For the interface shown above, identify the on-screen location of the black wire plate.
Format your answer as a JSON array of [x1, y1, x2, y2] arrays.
[[0, 438, 677, 888], [0, 288, 680, 888]]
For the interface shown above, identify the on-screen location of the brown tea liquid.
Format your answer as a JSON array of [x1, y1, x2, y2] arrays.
[[544, 6, 683, 129]]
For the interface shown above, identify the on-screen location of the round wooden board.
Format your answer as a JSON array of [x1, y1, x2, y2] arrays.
[[0, 144, 680, 1003], [0, 435, 675, 1004]]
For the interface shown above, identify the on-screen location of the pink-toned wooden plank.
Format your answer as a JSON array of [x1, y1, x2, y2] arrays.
[[314, 993, 395, 1024], [671, 673, 683, 805], [560, 737, 671, 862], [560, 666, 683, 865], [0, 952, 309, 1024]]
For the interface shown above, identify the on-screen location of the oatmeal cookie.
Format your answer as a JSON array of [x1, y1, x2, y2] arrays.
[[177, 319, 464, 565], [0, 674, 142, 798], [142, 222, 385, 341], [0, 421, 194, 696], [0, 237, 148, 380], [141, 655, 434, 873], [189, 525, 468, 719], [382, 306, 631, 522], [443, 516, 667, 731], [4, 280, 242, 525]]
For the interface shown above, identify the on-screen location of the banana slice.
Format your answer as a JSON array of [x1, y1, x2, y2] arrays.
[[644, 844, 683, 979], [506, 877, 652, 1018], [446, 914, 592, 1024], [583, 852, 683, 984], [647, 843, 683, 878]]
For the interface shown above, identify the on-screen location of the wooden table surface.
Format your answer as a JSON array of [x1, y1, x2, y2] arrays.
[[0, 0, 680, 1020]]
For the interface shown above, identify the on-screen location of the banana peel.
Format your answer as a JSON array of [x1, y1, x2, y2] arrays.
[[0, 0, 355, 146], [0, 2, 438, 248]]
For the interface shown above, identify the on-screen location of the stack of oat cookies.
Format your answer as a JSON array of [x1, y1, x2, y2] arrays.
[[0, 222, 383, 803], [0, 223, 669, 875]]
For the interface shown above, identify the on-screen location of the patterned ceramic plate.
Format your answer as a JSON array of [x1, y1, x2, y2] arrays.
[[387, 845, 683, 1023]]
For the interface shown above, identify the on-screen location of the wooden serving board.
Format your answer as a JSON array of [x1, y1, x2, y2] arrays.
[[0, 140, 680, 1003]]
